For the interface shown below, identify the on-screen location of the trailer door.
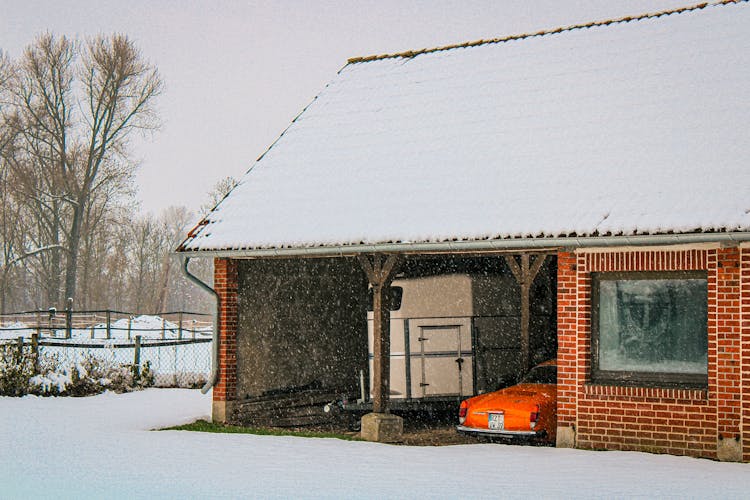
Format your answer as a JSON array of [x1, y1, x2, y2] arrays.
[[410, 320, 473, 398]]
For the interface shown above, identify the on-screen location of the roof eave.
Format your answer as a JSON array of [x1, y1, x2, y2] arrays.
[[174, 231, 750, 259]]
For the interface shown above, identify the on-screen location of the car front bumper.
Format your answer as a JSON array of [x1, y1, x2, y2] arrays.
[[456, 425, 545, 438]]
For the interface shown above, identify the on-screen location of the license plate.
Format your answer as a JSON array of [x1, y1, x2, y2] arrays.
[[488, 412, 504, 430]]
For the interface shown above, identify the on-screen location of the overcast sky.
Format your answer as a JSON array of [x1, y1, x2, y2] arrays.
[[2, 0, 692, 216]]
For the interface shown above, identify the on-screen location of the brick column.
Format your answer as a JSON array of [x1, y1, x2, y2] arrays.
[[712, 247, 742, 461], [556, 251, 578, 446], [213, 257, 238, 423], [741, 247, 750, 462]]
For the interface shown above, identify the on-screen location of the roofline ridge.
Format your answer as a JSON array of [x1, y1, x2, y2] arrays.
[[347, 0, 743, 64]]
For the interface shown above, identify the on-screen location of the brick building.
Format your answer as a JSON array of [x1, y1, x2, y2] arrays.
[[178, 1, 750, 459], [556, 245, 750, 461]]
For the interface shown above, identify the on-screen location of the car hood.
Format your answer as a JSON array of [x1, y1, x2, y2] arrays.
[[468, 383, 556, 410]]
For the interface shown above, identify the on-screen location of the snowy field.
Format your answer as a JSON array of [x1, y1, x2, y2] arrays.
[[2, 390, 750, 499]]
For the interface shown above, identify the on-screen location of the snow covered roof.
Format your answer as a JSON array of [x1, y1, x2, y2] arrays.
[[178, 1, 750, 255]]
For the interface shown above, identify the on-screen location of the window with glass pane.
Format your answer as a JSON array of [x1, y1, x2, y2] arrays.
[[593, 271, 707, 385]]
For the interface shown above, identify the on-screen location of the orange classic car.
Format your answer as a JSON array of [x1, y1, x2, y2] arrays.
[[457, 360, 557, 444]]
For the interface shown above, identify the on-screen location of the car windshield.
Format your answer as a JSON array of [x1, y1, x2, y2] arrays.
[[521, 365, 557, 384]]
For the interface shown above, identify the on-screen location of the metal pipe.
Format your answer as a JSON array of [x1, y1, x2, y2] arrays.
[[180, 256, 219, 394], [177, 232, 750, 259], [359, 369, 366, 404]]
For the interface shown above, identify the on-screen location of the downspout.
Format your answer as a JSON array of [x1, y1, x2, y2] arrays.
[[180, 256, 219, 394]]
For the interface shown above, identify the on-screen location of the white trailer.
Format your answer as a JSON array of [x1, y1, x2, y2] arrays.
[[365, 272, 534, 404]]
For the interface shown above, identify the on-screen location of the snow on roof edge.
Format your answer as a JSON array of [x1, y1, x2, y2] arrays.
[[176, 229, 750, 256], [346, 0, 739, 64]]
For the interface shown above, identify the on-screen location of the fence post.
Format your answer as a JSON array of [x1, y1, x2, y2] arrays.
[[173, 343, 178, 387], [90, 325, 95, 339], [65, 298, 73, 339], [106, 310, 111, 339], [134, 335, 142, 379], [31, 333, 39, 375], [48, 307, 56, 337], [178, 312, 183, 340], [127, 317, 132, 340], [192, 319, 196, 340], [161, 318, 166, 339], [16, 336, 23, 362]]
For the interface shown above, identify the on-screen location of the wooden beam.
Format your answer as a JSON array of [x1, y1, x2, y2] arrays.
[[357, 254, 377, 285], [358, 254, 402, 413], [505, 254, 522, 284], [504, 254, 546, 374], [528, 253, 546, 283]]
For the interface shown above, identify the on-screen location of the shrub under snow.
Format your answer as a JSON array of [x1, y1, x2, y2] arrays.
[[0, 343, 154, 397]]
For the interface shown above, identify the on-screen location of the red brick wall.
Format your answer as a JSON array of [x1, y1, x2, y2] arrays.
[[742, 248, 750, 461], [557, 246, 748, 460], [556, 252, 578, 430], [213, 258, 238, 404]]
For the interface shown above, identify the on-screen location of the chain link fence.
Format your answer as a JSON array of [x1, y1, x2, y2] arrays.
[[36, 338, 212, 388], [0, 310, 213, 388]]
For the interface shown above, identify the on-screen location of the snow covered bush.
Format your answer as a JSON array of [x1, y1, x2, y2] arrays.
[[0, 345, 155, 396], [0, 343, 35, 396], [131, 360, 155, 389], [30, 357, 155, 396]]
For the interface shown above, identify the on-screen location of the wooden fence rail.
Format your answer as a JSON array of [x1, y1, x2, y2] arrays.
[[0, 309, 212, 340]]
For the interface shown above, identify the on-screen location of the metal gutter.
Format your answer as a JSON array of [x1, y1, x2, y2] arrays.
[[176, 232, 750, 259], [180, 256, 219, 394]]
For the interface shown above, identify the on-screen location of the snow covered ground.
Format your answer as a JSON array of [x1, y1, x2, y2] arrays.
[[2, 390, 750, 499]]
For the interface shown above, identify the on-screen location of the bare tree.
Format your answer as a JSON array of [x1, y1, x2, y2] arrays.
[[0, 49, 13, 151], [6, 34, 162, 307], [200, 176, 238, 215], [63, 35, 162, 303], [153, 206, 193, 313], [10, 35, 75, 306], [0, 48, 65, 311]]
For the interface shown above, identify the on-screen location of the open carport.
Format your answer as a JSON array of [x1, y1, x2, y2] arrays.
[[188, 251, 557, 435]]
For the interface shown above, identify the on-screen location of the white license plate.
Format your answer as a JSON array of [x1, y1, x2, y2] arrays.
[[488, 412, 504, 430]]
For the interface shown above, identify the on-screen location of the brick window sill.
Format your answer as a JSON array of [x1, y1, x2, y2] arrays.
[[583, 383, 708, 401]]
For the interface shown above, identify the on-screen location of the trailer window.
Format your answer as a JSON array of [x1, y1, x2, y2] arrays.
[[366, 286, 403, 311]]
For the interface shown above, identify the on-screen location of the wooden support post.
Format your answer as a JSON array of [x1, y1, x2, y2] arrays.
[[48, 308, 56, 338], [106, 310, 111, 339], [31, 333, 39, 375], [178, 312, 183, 340], [504, 254, 546, 374], [358, 254, 402, 414], [65, 298, 73, 339], [161, 318, 166, 339], [372, 282, 389, 412], [134, 335, 142, 379]]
